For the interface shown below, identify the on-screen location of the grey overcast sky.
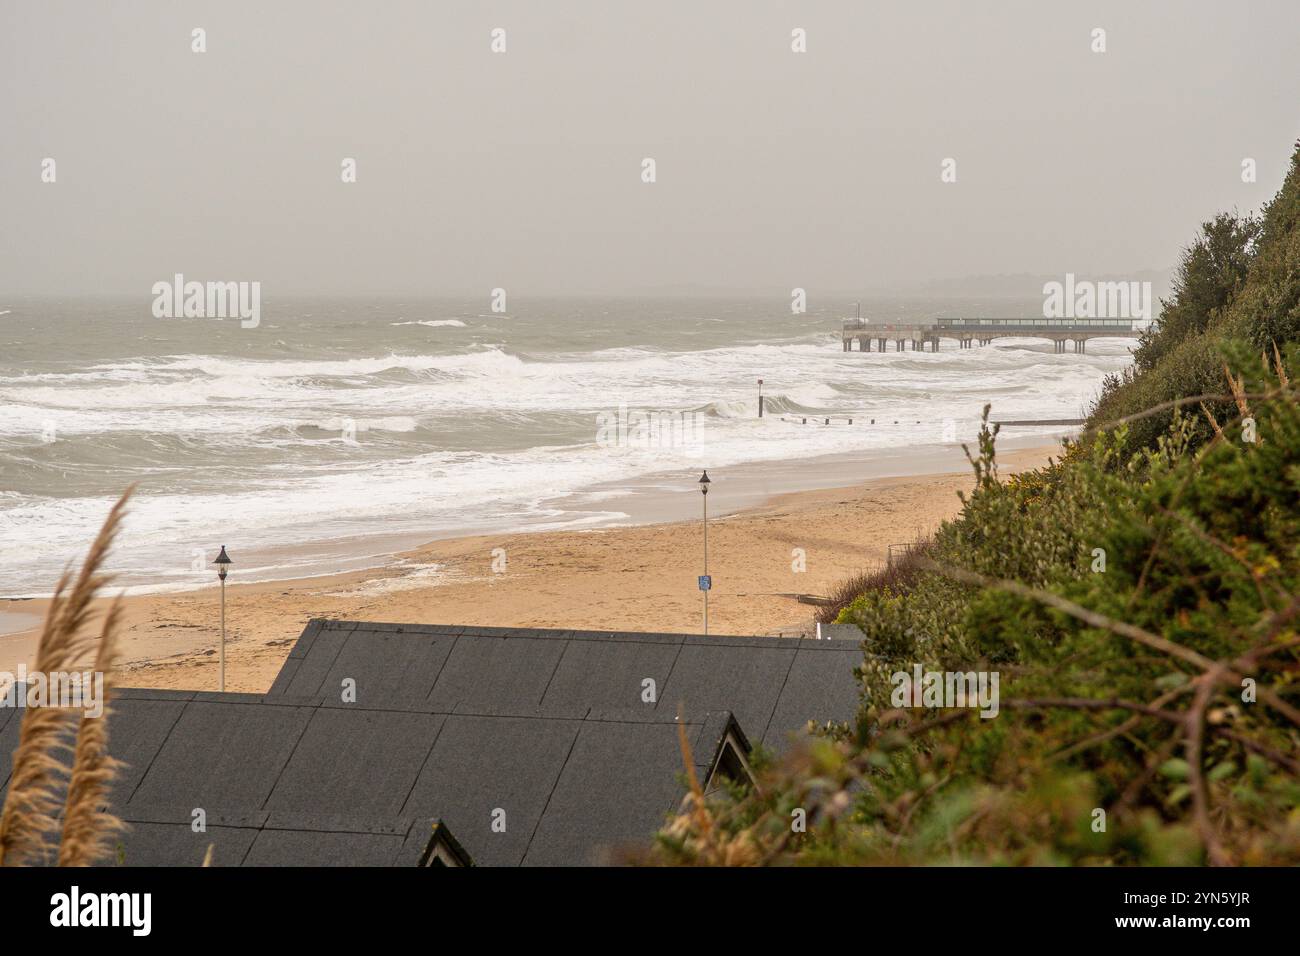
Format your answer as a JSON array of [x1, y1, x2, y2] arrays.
[[2, 0, 1298, 297]]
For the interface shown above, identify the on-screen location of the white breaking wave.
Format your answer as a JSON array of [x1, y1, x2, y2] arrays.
[[0, 312, 1136, 597]]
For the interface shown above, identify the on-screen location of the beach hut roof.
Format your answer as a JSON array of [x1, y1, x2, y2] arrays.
[[1, 622, 862, 866], [115, 808, 474, 867], [4, 687, 758, 866], [269, 619, 863, 751]]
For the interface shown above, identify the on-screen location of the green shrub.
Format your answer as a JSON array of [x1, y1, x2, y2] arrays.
[[651, 374, 1300, 864], [646, 143, 1300, 865], [1088, 146, 1300, 455]]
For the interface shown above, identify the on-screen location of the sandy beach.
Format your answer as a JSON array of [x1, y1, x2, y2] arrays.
[[0, 445, 1056, 693]]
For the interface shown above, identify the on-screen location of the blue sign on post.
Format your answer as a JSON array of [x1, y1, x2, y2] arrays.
[[698, 575, 711, 591]]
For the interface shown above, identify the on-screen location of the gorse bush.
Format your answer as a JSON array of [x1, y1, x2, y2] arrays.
[[1132, 211, 1260, 375], [813, 540, 934, 626], [1089, 145, 1300, 455], [648, 146, 1300, 867], [652, 370, 1300, 865]]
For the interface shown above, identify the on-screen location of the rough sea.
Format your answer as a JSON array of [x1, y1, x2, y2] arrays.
[[0, 295, 1135, 597]]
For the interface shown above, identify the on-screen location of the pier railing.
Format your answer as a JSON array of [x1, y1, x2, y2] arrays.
[[840, 316, 1140, 354], [935, 317, 1135, 330], [842, 318, 1136, 332]]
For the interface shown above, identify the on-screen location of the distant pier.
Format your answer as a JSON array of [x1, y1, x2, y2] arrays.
[[841, 317, 1139, 354]]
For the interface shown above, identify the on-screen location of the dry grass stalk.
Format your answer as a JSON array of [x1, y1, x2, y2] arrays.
[[662, 706, 761, 866], [57, 597, 126, 866], [1199, 402, 1224, 439], [1223, 364, 1252, 419], [1272, 343, 1290, 388], [0, 574, 78, 867], [0, 489, 132, 867]]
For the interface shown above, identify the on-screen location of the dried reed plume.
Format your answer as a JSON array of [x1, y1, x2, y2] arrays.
[[1223, 363, 1253, 419], [1272, 343, 1291, 388], [57, 597, 126, 866], [0, 488, 132, 867]]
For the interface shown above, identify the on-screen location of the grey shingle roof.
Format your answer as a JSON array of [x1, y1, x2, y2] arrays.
[[2, 620, 861, 866], [93, 687, 751, 866], [269, 620, 862, 750], [116, 807, 471, 867], [0, 699, 19, 798]]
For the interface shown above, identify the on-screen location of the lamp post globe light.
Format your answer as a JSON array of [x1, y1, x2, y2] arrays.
[[213, 546, 232, 692], [698, 471, 710, 635]]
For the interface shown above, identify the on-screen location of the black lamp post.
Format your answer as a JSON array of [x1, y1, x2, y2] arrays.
[[698, 471, 710, 635], [213, 546, 232, 692]]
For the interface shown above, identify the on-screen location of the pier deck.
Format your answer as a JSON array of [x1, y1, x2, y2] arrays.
[[842, 318, 1140, 354]]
